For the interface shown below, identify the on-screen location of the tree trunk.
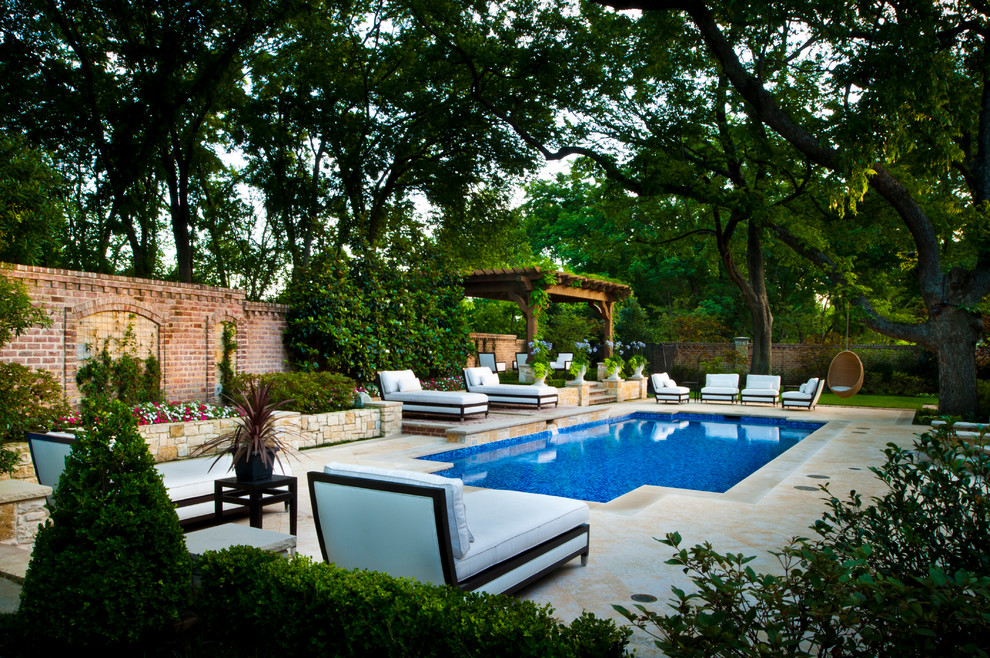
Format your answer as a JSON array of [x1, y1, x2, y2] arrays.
[[749, 301, 773, 375], [928, 307, 982, 416]]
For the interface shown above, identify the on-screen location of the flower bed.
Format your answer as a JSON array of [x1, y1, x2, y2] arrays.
[[53, 400, 240, 431]]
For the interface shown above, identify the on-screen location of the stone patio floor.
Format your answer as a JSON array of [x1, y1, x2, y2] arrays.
[[0, 400, 922, 655]]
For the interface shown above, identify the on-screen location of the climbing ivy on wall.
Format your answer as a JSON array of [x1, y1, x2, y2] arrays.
[[284, 246, 474, 383]]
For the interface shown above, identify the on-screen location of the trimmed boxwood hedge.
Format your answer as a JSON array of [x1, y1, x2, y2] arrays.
[[229, 371, 357, 414], [195, 546, 631, 657]]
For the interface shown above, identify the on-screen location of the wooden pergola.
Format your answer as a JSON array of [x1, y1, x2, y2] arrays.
[[463, 267, 632, 353]]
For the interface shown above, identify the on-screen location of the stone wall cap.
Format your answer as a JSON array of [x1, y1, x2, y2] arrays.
[[0, 480, 52, 503]]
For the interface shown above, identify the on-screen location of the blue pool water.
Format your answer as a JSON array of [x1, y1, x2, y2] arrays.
[[421, 413, 823, 502]]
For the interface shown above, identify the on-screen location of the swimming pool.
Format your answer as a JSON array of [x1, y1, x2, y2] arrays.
[[420, 413, 824, 502]]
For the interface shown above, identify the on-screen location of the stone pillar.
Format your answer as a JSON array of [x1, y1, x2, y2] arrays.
[[0, 480, 51, 547], [566, 380, 593, 406], [603, 378, 624, 402]]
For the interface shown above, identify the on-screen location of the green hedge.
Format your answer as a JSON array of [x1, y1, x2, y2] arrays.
[[284, 247, 473, 383], [230, 371, 357, 414], [195, 546, 631, 657]]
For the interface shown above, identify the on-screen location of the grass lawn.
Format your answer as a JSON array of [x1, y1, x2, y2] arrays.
[[818, 392, 937, 410]]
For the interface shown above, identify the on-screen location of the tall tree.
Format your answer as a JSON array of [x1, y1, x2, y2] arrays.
[[595, 0, 990, 414], [1, 0, 302, 281]]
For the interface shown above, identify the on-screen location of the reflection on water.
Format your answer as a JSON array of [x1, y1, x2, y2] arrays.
[[428, 417, 817, 503]]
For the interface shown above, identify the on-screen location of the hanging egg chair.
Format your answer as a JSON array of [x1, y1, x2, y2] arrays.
[[827, 350, 864, 398]]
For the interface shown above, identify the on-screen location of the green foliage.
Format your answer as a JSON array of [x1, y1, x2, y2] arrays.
[[0, 135, 66, 266], [0, 271, 51, 348], [17, 400, 193, 648], [616, 426, 990, 656], [0, 362, 70, 472], [284, 246, 473, 382], [230, 371, 357, 414], [75, 322, 162, 407], [216, 321, 238, 401], [195, 545, 630, 657]]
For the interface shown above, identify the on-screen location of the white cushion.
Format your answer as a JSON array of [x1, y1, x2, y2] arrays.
[[741, 388, 778, 397], [701, 387, 738, 395], [324, 462, 473, 559], [651, 373, 672, 389], [782, 391, 812, 401], [705, 373, 739, 388], [454, 489, 589, 580], [463, 367, 489, 388], [745, 375, 780, 391], [398, 378, 422, 392], [379, 370, 418, 395], [481, 371, 500, 386]]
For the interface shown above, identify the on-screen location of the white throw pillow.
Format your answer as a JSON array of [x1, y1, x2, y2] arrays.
[[481, 372, 500, 386], [398, 378, 422, 392], [324, 463, 473, 558]]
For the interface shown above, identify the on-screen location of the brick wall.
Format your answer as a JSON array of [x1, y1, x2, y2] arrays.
[[645, 340, 927, 385], [1, 263, 290, 405], [468, 332, 526, 369]]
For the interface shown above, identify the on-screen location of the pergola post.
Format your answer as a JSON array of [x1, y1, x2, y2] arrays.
[[591, 300, 615, 356], [510, 292, 538, 348]]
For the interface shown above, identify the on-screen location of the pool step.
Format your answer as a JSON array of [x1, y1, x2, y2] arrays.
[[588, 383, 616, 405]]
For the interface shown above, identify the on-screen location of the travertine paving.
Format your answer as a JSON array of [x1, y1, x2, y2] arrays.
[[1, 401, 921, 655]]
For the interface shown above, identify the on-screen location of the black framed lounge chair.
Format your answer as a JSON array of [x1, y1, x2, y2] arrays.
[[377, 370, 488, 420], [549, 353, 573, 372], [309, 463, 590, 595], [740, 374, 781, 406], [781, 377, 825, 410], [477, 352, 506, 373], [650, 373, 691, 404], [700, 373, 740, 404], [513, 352, 528, 370], [463, 367, 558, 409]]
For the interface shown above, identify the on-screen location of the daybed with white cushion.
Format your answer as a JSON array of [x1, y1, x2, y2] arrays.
[[309, 463, 590, 595], [700, 373, 740, 404], [780, 377, 825, 410], [740, 374, 781, 406], [463, 367, 558, 409], [377, 370, 488, 420], [651, 372, 691, 404], [26, 431, 291, 526], [549, 352, 574, 372]]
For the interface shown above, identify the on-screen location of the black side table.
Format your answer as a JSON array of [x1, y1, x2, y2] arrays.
[[214, 475, 298, 535]]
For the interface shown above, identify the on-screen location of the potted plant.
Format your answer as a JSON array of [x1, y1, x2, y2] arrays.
[[528, 339, 553, 386], [626, 341, 648, 378], [194, 380, 293, 482], [568, 340, 592, 384], [604, 354, 625, 380]]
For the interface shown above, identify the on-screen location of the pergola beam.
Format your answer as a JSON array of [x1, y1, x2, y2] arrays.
[[463, 267, 631, 352]]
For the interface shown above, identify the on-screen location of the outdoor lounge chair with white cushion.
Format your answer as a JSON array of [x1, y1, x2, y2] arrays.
[[780, 377, 825, 410], [549, 352, 574, 372], [26, 431, 290, 526], [512, 352, 528, 370], [310, 463, 590, 595], [700, 373, 740, 404], [651, 372, 691, 404], [740, 374, 781, 406], [377, 370, 488, 420], [477, 352, 506, 373], [463, 367, 558, 409]]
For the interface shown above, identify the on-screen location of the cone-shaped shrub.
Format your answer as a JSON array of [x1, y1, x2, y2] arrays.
[[18, 400, 193, 648]]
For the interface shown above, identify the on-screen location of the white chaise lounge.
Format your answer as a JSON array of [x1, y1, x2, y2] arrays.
[[463, 367, 558, 409], [309, 463, 590, 595], [651, 372, 691, 404], [780, 377, 825, 410], [700, 373, 740, 404], [740, 374, 781, 406], [26, 431, 291, 526], [549, 352, 574, 372], [377, 370, 488, 420]]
